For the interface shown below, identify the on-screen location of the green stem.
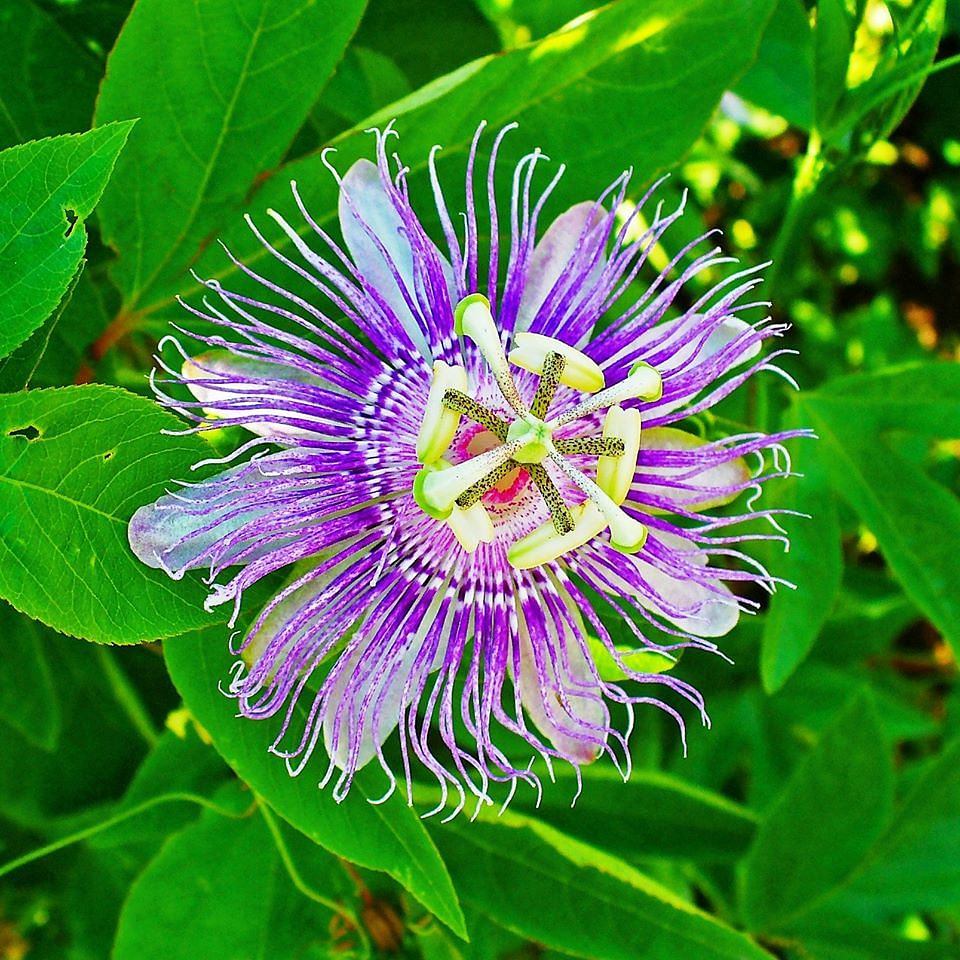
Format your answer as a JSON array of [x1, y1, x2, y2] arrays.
[[257, 800, 370, 957], [0, 792, 254, 880], [95, 645, 159, 747], [766, 130, 825, 299]]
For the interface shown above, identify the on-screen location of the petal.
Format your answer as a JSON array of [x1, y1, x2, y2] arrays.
[[595, 531, 740, 637], [339, 159, 454, 358], [633, 427, 752, 511], [515, 605, 607, 763], [515, 201, 606, 334], [322, 631, 421, 772], [182, 351, 329, 440], [634, 314, 761, 376], [128, 461, 279, 575]]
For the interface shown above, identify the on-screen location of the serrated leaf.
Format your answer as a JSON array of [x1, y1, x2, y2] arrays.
[[0, 122, 134, 359], [163, 626, 467, 938], [431, 810, 774, 960], [741, 689, 893, 932], [0, 0, 101, 150], [95, 0, 368, 314], [814, 0, 854, 132], [761, 425, 842, 693], [127, 0, 775, 323], [0, 385, 226, 643], [0, 263, 83, 392]]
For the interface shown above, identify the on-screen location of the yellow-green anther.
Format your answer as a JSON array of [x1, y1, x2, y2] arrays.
[[596, 405, 641, 505], [455, 458, 520, 509], [447, 501, 495, 553], [546, 361, 662, 430], [548, 450, 647, 553], [508, 332, 605, 393], [455, 295, 526, 415], [529, 352, 565, 419], [554, 436, 626, 457], [507, 502, 607, 570], [526, 463, 575, 535], [419, 439, 522, 515], [442, 389, 508, 440], [416, 361, 469, 463]]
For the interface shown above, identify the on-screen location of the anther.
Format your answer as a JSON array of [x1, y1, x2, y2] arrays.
[[456, 459, 520, 509], [442, 389, 508, 440], [554, 436, 626, 457], [546, 361, 661, 431], [526, 463, 575, 535], [529, 352, 565, 420]]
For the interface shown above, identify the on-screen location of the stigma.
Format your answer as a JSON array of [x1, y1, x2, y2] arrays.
[[414, 296, 661, 567]]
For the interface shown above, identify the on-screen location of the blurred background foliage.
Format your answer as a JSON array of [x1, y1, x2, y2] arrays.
[[0, 0, 958, 957]]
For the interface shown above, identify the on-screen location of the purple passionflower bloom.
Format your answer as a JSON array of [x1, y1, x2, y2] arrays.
[[130, 122, 807, 815]]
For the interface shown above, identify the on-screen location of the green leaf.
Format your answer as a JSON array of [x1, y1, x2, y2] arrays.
[[431, 810, 774, 960], [761, 427, 843, 693], [840, 738, 960, 912], [797, 364, 960, 651], [0, 602, 61, 751], [129, 0, 775, 323], [827, 0, 946, 151], [113, 805, 345, 960], [0, 385, 225, 643], [0, 629, 146, 828], [814, 0, 854, 132], [741, 689, 893, 932], [0, 122, 134, 359], [509, 767, 757, 863], [0, 262, 84, 392], [0, 0, 101, 149], [94, 0, 368, 315], [734, 0, 815, 129], [163, 626, 467, 938], [89, 725, 237, 854]]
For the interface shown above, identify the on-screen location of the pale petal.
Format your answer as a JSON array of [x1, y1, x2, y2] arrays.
[[339, 159, 454, 358], [634, 427, 751, 510], [128, 463, 277, 575], [182, 351, 330, 440], [515, 607, 607, 763], [600, 531, 740, 637], [515, 201, 606, 333], [634, 314, 761, 375]]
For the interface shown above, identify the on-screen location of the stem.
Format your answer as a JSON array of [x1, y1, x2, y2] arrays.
[[766, 130, 825, 299], [0, 792, 254, 880], [257, 801, 370, 956], [95, 646, 159, 747]]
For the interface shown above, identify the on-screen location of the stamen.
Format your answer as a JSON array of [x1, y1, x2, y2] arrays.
[[416, 361, 469, 463], [529, 352, 565, 420], [507, 502, 607, 570], [546, 361, 661, 430], [456, 459, 521, 509], [526, 463, 575, 535], [508, 332, 605, 392], [554, 436, 626, 457], [447, 501, 495, 553], [415, 439, 522, 517], [442, 389, 508, 440], [548, 449, 647, 553], [455, 295, 526, 415], [596, 405, 641, 505]]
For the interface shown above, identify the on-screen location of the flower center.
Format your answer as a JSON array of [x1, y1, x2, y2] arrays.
[[413, 295, 663, 567], [461, 425, 530, 504]]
